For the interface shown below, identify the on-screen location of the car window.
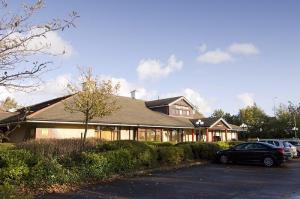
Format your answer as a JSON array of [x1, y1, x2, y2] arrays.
[[245, 143, 269, 150], [234, 143, 248, 150], [283, 141, 290, 148], [267, 141, 274, 145], [273, 141, 280, 146], [291, 142, 300, 146]]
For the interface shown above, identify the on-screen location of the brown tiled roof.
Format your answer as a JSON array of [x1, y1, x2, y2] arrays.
[[190, 117, 220, 127], [229, 124, 243, 131], [145, 96, 182, 107], [22, 95, 194, 128], [0, 110, 19, 122]]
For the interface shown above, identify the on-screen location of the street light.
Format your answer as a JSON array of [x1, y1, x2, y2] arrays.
[[292, 127, 298, 138]]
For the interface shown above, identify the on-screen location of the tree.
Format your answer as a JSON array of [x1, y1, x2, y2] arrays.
[[210, 109, 225, 118], [0, 0, 78, 89], [239, 103, 267, 137], [64, 68, 120, 148], [210, 109, 242, 125], [0, 97, 18, 111]]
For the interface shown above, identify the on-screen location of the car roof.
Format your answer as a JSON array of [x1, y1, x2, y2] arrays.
[[256, 142, 278, 148]]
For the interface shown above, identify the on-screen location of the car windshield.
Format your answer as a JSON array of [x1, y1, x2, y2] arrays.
[[289, 141, 300, 146]]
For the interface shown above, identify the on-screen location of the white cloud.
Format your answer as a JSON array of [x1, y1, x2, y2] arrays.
[[164, 88, 212, 115], [197, 49, 233, 64], [0, 74, 71, 106], [27, 30, 73, 57], [7, 28, 73, 58], [237, 92, 255, 107], [137, 54, 183, 80], [229, 43, 259, 55], [99, 75, 157, 100]]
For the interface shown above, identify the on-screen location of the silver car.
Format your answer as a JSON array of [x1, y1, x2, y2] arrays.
[[259, 139, 293, 159], [285, 140, 300, 157]]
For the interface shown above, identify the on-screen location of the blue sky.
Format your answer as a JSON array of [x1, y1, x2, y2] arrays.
[[2, 0, 300, 116]]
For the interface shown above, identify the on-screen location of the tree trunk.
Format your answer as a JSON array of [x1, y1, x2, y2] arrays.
[[82, 112, 89, 150]]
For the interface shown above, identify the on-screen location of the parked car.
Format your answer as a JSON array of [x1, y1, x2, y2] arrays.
[[259, 139, 293, 158], [286, 142, 298, 158], [285, 140, 300, 157], [216, 142, 287, 167]]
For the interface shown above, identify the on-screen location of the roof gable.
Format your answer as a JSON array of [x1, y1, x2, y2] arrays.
[[145, 96, 182, 108]]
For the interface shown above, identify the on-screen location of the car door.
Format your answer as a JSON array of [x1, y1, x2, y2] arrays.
[[230, 143, 251, 163], [246, 143, 270, 163]]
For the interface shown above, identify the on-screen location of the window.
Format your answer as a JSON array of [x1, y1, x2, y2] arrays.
[[187, 111, 190, 116], [273, 141, 280, 146], [179, 110, 182, 115], [246, 143, 269, 150], [234, 143, 248, 150], [147, 129, 156, 141], [41, 128, 48, 137]]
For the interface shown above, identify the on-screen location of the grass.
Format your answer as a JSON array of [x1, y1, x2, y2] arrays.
[[0, 143, 15, 151]]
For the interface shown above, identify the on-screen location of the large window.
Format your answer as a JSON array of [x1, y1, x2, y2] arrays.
[[137, 129, 146, 141], [155, 130, 162, 142], [147, 129, 156, 141], [171, 130, 178, 142]]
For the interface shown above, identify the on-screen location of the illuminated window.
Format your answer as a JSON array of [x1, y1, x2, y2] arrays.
[[41, 128, 49, 137]]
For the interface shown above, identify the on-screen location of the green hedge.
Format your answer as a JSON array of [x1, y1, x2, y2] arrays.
[[1, 140, 242, 196]]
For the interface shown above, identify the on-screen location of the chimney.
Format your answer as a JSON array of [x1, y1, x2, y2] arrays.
[[130, 90, 136, 99]]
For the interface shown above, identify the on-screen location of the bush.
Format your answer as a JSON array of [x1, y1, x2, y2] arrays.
[[0, 150, 34, 184], [157, 146, 184, 165], [16, 139, 104, 157], [27, 158, 77, 187], [175, 143, 195, 160], [3, 139, 242, 196], [191, 142, 221, 160]]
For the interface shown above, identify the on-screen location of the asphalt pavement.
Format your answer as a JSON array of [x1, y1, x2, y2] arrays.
[[42, 159, 300, 199]]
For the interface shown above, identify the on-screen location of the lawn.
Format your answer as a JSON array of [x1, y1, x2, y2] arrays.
[[0, 143, 15, 151]]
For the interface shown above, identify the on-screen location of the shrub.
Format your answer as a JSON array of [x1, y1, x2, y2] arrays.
[[175, 143, 195, 160], [144, 142, 174, 147], [16, 139, 104, 157], [157, 146, 184, 165], [191, 142, 221, 160], [27, 158, 77, 187], [0, 150, 34, 185], [76, 149, 136, 180]]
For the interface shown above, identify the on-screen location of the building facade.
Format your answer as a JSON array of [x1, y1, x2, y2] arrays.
[[0, 95, 241, 143]]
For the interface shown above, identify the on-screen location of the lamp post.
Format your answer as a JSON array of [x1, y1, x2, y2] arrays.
[[292, 127, 298, 138]]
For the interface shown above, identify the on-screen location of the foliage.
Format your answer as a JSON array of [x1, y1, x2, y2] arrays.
[[1, 139, 241, 196], [64, 67, 120, 148], [175, 143, 195, 160], [157, 146, 185, 165], [16, 139, 103, 157], [0, 97, 18, 111], [210, 109, 242, 126], [210, 109, 225, 118]]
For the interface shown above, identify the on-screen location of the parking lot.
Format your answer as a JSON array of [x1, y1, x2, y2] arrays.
[[44, 159, 300, 199]]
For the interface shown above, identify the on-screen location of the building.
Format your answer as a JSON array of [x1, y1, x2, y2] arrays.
[[0, 95, 242, 142]]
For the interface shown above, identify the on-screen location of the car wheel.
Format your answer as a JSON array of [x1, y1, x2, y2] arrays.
[[220, 155, 228, 164], [263, 157, 274, 167]]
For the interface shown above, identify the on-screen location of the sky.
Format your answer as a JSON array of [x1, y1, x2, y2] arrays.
[[1, 0, 300, 116]]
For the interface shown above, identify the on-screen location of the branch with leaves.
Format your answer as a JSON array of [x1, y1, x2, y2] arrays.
[[64, 67, 120, 149]]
